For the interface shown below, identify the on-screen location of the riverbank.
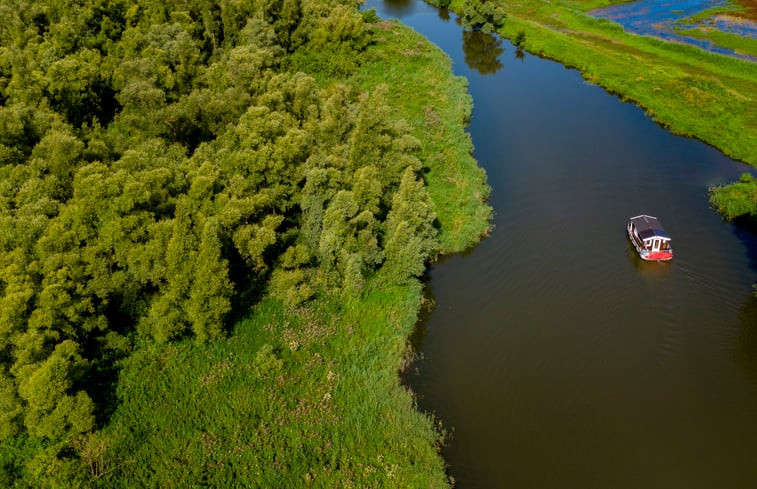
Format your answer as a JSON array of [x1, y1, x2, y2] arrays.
[[437, 0, 757, 166], [75, 19, 488, 488]]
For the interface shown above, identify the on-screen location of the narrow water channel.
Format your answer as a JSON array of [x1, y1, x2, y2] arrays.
[[365, 1, 757, 487]]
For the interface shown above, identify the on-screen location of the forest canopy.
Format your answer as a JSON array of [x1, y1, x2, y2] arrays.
[[0, 0, 446, 479]]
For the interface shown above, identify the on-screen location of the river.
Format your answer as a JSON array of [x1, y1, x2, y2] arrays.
[[364, 1, 757, 487]]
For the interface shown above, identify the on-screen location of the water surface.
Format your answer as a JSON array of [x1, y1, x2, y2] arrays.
[[590, 0, 757, 60], [365, 1, 757, 487]]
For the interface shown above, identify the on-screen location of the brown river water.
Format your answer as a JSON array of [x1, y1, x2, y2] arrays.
[[366, 1, 757, 487]]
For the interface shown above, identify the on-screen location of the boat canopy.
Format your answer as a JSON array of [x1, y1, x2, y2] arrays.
[[629, 215, 670, 241]]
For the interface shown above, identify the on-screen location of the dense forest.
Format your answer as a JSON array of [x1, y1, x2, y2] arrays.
[[0, 0, 490, 486]]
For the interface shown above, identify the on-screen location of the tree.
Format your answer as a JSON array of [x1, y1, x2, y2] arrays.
[[140, 200, 196, 342], [16, 340, 94, 440], [0, 367, 22, 440], [461, 0, 507, 34], [382, 168, 438, 284], [187, 219, 232, 343]]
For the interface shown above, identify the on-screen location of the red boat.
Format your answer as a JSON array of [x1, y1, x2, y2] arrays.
[[627, 215, 673, 261]]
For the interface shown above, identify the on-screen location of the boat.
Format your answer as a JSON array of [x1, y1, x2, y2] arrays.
[[627, 214, 673, 261]]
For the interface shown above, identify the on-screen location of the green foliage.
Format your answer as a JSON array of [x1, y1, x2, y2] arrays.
[[16, 341, 94, 440], [709, 178, 757, 222], [382, 168, 438, 284], [461, 0, 507, 34], [514, 29, 526, 47], [187, 219, 233, 344], [0, 368, 22, 440], [0, 0, 491, 486]]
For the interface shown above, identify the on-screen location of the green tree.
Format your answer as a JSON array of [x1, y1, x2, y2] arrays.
[[187, 219, 232, 343], [462, 0, 507, 34], [140, 200, 196, 342], [16, 340, 94, 440], [382, 168, 438, 284], [0, 367, 22, 440]]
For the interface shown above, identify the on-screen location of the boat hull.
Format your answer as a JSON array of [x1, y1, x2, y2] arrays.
[[627, 223, 673, 261]]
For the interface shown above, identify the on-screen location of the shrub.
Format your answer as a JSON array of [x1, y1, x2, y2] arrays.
[[514, 30, 526, 47], [461, 0, 507, 34]]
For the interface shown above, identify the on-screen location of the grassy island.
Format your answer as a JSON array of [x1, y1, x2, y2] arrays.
[[0, 1, 489, 486]]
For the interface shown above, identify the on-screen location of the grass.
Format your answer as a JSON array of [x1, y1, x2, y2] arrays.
[[675, 26, 757, 58], [437, 0, 757, 166], [710, 174, 757, 221], [678, 5, 743, 25], [98, 284, 449, 488]]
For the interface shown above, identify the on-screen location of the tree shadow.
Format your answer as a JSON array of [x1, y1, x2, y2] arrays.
[[731, 214, 757, 274]]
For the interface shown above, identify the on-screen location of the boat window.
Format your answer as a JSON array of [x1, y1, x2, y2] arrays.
[[652, 239, 660, 251], [661, 241, 669, 250]]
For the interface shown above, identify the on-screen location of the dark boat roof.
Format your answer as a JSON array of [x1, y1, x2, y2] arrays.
[[629, 215, 670, 240]]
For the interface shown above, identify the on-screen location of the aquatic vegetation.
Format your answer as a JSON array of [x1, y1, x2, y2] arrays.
[[710, 173, 757, 222]]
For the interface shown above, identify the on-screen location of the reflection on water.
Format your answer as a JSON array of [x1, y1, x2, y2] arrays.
[[380, 0, 415, 16], [627, 241, 674, 277], [437, 7, 451, 22], [462, 30, 504, 75]]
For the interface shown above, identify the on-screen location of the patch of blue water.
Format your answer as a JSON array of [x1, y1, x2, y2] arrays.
[[590, 0, 756, 61]]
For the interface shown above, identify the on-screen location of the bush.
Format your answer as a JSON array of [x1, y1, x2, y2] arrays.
[[514, 30, 526, 47], [461, 0, 507, 34]]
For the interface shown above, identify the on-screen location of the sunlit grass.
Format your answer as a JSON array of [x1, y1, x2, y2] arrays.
[[710, 174, 757, 221], [676, 26, 757, 58], [101, 284, 449, 487]]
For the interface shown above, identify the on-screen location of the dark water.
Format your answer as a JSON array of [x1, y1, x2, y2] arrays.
[[365, 1, 757, 487], [590, 0, 757, 60]]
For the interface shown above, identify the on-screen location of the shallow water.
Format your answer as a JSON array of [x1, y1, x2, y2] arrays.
[[590, 0, 757, 60], [365, 1, 757, 487]]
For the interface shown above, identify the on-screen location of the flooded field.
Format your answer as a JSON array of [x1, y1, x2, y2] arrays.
[[591, 0, 757, 59]]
